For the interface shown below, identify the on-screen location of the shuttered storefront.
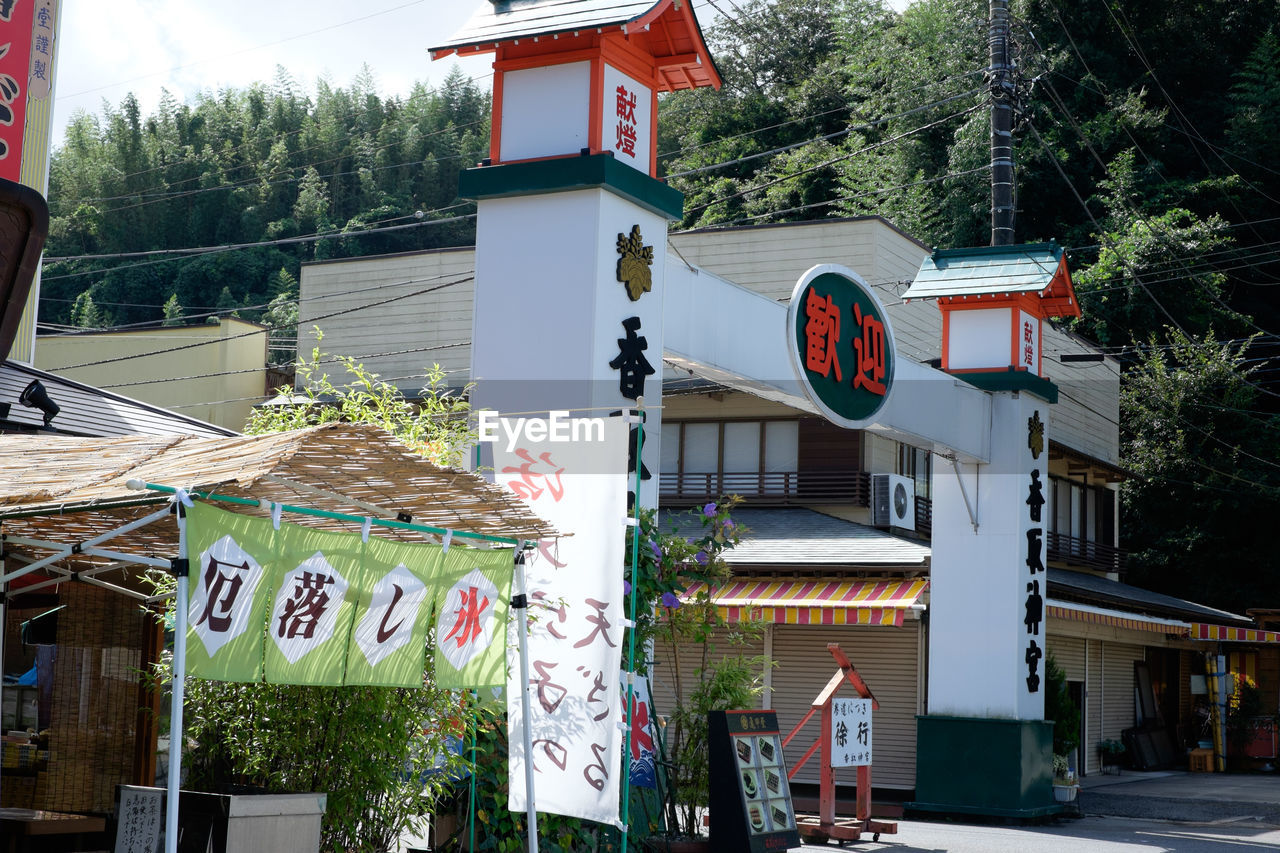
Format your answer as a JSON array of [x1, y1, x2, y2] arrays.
[[1101, 641, 1145, 743], [770, 623, 921, 790], [1049, 635, 1086, 681]]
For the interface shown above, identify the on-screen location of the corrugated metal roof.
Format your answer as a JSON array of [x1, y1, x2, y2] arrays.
[[1048, 568, 1249, 626], [0, 361, 232, 437], [902, 242, 1065, 299], [656, 507, 930, 568], [432, 0, 660, 52]]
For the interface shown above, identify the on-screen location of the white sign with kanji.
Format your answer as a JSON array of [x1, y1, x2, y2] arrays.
[[602, 64, 652, 174], [1019, 309, 1040, 375], [496, 415, 630, 825], [830, 698, 872, 768]]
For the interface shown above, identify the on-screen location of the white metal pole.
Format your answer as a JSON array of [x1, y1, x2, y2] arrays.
[[165, 504, 190, 853], [513, 550, 539, 853]]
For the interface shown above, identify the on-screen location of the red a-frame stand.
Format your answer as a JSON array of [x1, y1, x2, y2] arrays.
[[781, 643, 899, 844]]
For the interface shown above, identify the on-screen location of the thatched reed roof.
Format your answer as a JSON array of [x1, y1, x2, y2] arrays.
[[0, 424, 555, 566]]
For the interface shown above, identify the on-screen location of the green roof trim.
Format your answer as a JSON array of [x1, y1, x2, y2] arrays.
[[956, 368, 1059, 403], [902, 241, 1068, 300], [458, 154, 684, 220]]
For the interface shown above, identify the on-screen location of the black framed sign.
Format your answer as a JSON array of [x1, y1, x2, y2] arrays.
[[709, 710, 801, 852]]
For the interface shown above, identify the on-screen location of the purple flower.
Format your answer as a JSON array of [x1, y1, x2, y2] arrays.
[[703, 502, 717, 518], [694, 550, 709, 565], [624, 580, 632, 595], [722, 520, 736, 532], [661, 591, 682, 609], [648, 540, 663, 561]]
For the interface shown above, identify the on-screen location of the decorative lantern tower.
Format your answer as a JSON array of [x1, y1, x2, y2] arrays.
[[908, 241, 1080, 382], [432, 0, 720, 508], [431, 1, 720, 832], [901, 242, 1080, 818]]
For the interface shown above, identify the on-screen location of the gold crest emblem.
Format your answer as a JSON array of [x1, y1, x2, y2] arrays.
[[616, 225, 654, 301], [1027, 411, 1044, 459]]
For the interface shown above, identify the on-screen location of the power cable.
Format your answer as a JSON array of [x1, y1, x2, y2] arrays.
[[40, 212, 477, 284], [682, 103, 986, 219], [49, 272, 474, 371]]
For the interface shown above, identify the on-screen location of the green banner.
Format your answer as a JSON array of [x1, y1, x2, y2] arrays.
[[344, 535, 444, 687], [185, 502, 274, 683], [263, 522, 364, 685], [184, 502, 515, 689], [433, 546, 515, 690]]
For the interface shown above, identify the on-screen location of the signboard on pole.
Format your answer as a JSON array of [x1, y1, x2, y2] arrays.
[[494, 414, 629, 825], [183, 501, 514, 688], [830, 698, 872, 768]]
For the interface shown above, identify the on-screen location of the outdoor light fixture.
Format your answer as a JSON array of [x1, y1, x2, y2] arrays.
[[18, 379, 59, 427]]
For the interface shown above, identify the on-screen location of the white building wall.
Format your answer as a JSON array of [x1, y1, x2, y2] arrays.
[[298, 247, 476, 391]]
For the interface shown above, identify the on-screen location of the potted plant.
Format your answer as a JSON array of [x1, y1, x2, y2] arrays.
[[627, 499, 766, 851], [1051, 755, 1079, 803], [1097, 739, 1126, 773]]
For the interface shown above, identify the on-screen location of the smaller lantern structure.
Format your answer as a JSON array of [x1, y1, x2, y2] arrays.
[[903, 242, 1080, 388]]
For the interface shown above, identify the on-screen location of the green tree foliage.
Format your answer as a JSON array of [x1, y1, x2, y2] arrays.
[[1120, 331, 1280, 612], [1043, 655, 1080, 758], [70, 290, 103, 328], [161, 293, 184, 326], [44, 65, 489, 331]]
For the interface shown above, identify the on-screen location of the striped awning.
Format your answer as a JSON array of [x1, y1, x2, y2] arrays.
[[1191, 623, 1280, 644], [1046, 602, 1190, 636], [680, 578, 927, 627]]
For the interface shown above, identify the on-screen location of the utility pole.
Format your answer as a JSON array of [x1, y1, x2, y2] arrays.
[[989, 0, 1016, 245]]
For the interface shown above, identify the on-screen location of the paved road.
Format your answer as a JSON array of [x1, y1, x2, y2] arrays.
[[797, 815, 1280, 852]]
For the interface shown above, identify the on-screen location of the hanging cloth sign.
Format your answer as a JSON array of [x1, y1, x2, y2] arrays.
[[184, 502, 514, 689], [265, 522, 361, 685], [495, 415, 629, 826], [433, 544, 515, 691], [186, 501, 273, 683], [344, 534, 439, 687]]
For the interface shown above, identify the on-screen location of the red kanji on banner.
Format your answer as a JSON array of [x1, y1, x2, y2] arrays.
[[443, 585, 490, 649], [503, 449, 566, 502]]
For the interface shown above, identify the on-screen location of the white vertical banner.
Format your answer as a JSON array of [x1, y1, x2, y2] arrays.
[[493, 413, 629, 824]]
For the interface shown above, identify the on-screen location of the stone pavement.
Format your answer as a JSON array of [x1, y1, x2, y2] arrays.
[[1079, 769, 1280, 823]]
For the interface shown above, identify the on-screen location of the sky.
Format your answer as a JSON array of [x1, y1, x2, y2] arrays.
[[51, 0, 913, 148], [51, 0, 493, 146]]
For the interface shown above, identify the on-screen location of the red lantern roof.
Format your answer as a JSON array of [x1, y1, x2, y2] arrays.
[[430, 0, 721, 92]]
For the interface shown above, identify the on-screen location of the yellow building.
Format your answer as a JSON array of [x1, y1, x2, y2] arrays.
[[34, 318, 269, 432]]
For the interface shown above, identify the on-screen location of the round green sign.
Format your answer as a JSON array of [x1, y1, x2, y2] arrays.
[[786, 264, 895, 428]]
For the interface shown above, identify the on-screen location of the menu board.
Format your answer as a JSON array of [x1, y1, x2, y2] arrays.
[[709, 710, 800, 852]]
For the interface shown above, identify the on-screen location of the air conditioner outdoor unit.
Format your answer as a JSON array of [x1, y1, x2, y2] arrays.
[[871, 473, 915, 531]]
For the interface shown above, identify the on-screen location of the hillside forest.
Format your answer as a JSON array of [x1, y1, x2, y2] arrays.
[[37, 0, 1280, 613]]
